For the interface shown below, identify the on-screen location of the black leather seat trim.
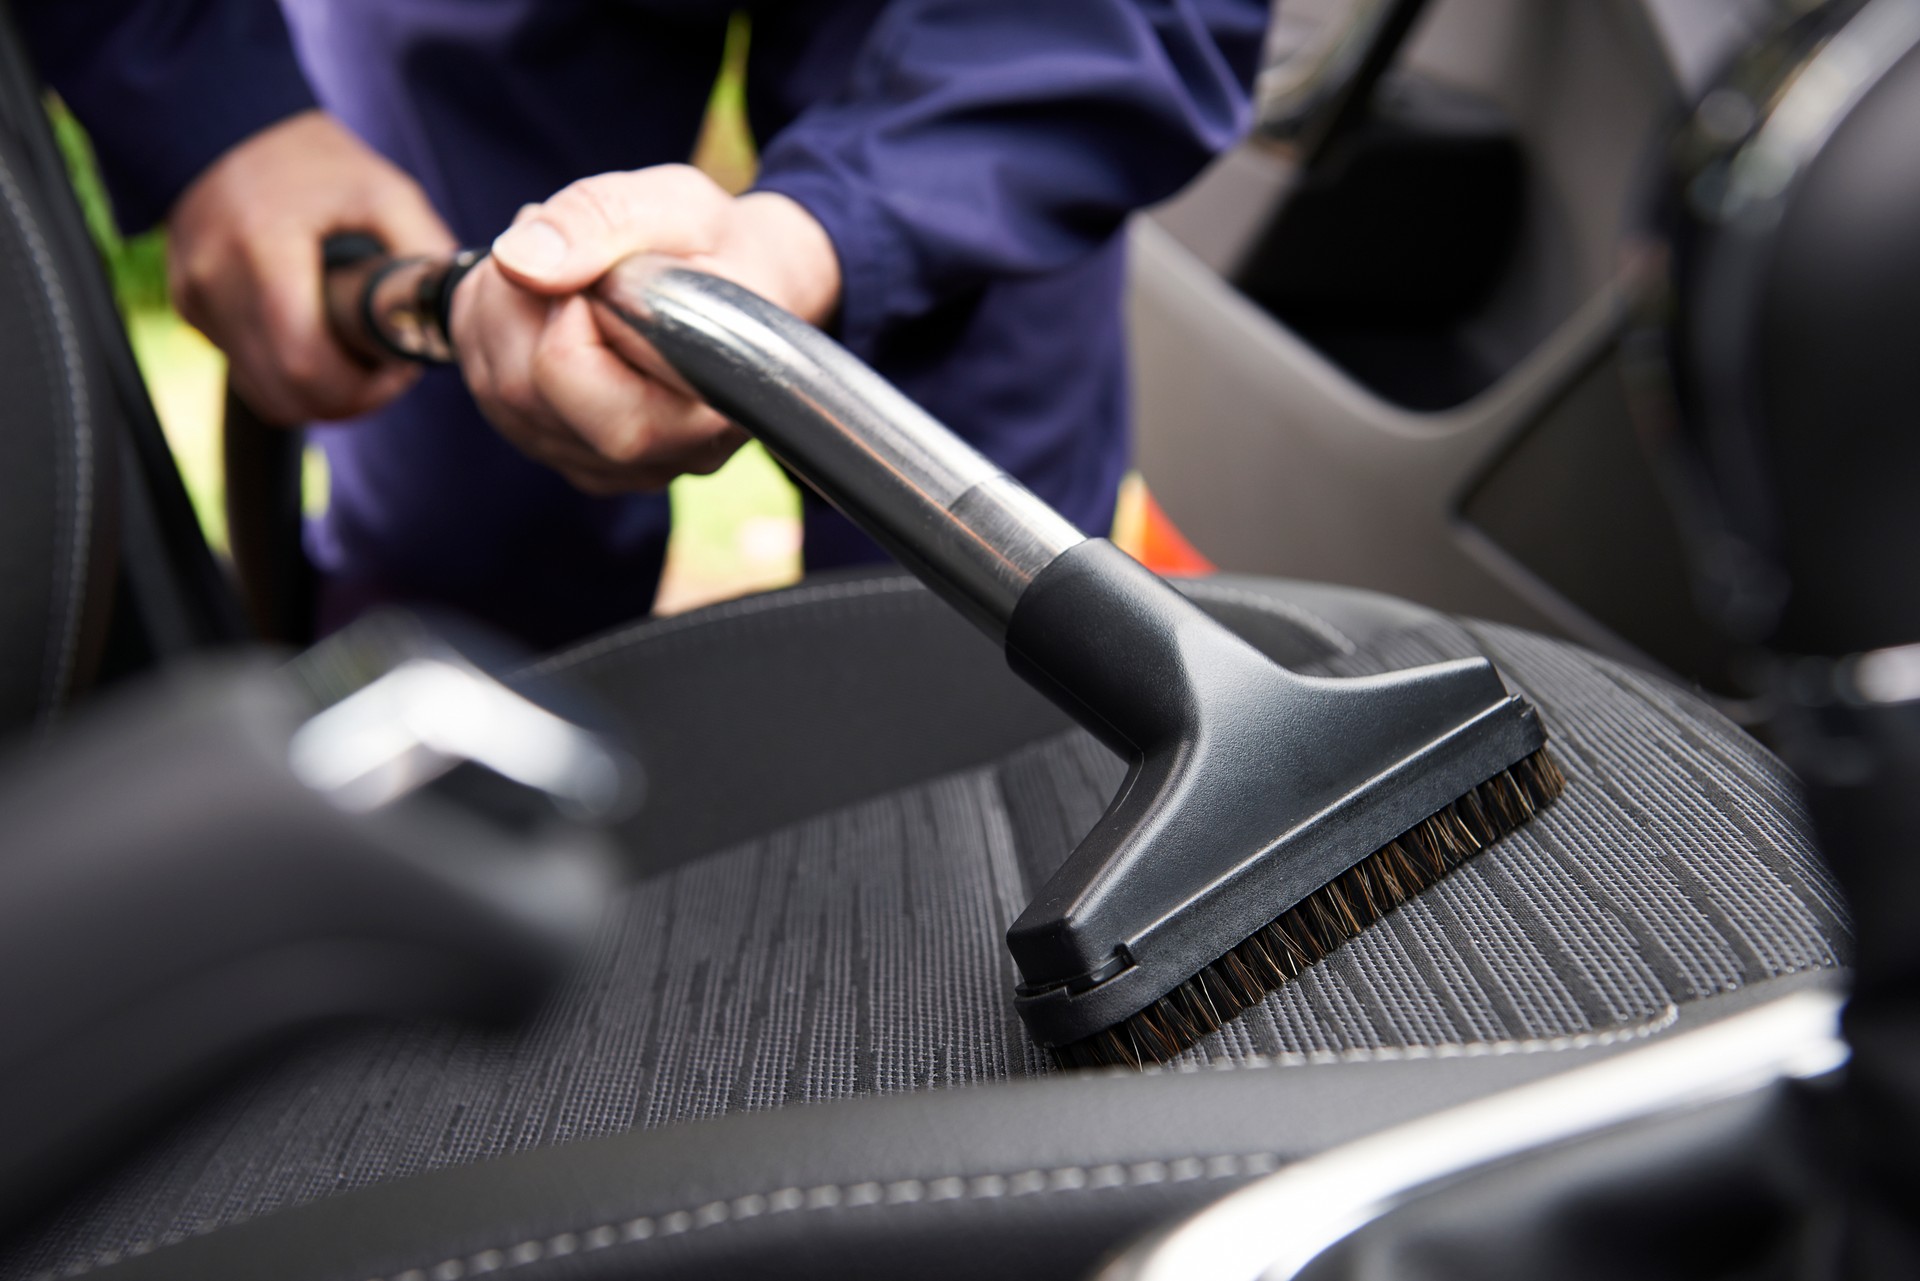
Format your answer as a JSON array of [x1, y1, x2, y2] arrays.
[[71, 973, 1835, 1281]]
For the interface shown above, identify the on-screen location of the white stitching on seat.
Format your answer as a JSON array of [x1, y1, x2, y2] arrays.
[[61, 992, 1726, 1281], [0, 153, 92, 731], [36, 1152, 1280, 1281], [350, 1152, 1279, 1281], [32, 1000, 1688, 1277]]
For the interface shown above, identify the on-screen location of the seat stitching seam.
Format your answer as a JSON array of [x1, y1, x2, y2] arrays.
[[379, 1151, 1278, 1281], [0, 152, 90, 730], [44, 1003, 1712, 1277], [45, 1151, 1282, 1281]]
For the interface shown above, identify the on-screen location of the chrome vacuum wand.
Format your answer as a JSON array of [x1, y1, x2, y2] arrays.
[[588, 258, 1087, 641]]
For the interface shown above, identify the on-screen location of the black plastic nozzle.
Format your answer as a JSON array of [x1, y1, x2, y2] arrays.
[[1003, 540, 1547, 1049]]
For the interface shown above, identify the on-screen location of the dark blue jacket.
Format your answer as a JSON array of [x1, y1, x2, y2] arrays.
[[24, 0, 1267, 648]]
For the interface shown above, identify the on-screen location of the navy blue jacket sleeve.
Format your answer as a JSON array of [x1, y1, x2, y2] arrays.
[[14, 0, 316, 231], [752, 0, 1268, 358]]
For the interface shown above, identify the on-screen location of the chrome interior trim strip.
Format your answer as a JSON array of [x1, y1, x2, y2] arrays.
[[1101, 988, 1847, 1281]]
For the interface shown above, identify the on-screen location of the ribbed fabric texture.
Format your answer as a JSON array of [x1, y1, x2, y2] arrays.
[[3, 618, 1846, 1279]]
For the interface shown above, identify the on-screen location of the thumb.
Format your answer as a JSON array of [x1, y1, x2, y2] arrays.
[[490, 166, 729, 294]]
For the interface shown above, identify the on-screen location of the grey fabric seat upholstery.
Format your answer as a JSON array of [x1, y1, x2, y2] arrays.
[[0, 572, 1848, 1281]]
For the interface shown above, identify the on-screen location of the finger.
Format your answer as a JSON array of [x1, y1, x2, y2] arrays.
[[465, 265, 552, 429], [510, 408, 683, 495], [458, 266, 613, 475], [490, 165, 730, 293], [502, 404, 648, 487], [684, 422, 753, 477], [521, 423, 627, 478], [205, 233, 422, 424], [249, 232, 398, 420], [231, 339, 422, 424], [351, 362, 425, 414], [452, 257, 582, 431], [168, 247, 271, 417], [564, 470, 618, 496], [532, 296, 739, 474], [585, 288, 700, 399], [225, 354, 309, 428]]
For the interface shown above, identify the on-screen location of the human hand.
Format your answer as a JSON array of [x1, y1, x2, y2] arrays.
[[168, 109, 456, 425], [449, 164, 842, 495]]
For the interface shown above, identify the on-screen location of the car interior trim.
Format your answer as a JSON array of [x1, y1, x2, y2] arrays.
[[1099, 986, 1847, 1281]]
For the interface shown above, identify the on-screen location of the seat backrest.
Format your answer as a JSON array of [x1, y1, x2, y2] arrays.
[[0, 3, 250, 739], [0, 19, 117, 735]]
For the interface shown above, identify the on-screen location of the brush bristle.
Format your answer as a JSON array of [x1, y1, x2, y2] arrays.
[[1055, 746, 1568, 1070]]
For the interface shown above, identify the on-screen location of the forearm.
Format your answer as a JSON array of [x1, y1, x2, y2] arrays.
[[15, 0, 315, 231]]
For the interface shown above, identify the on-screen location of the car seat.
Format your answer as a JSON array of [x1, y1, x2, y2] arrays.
[[1099, 1, 1920, 1274], [0, 9, 1850, 1281]]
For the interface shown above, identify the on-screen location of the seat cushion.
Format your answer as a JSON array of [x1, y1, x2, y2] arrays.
[[0, 574, 1849, 1281]]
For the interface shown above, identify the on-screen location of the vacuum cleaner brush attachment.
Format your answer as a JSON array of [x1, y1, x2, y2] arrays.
[[1002, 541, 1564, 1066], [1066, 750, 1565, 1067], [576, 259, 1567, 1067]]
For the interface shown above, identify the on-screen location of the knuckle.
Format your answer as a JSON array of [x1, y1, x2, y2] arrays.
[[169, 286, 206, 331], [660, 163, 719, 202], [631, 469, 673, 495], [167, 252, 203, 292], [168, 256, 215, 314], [570, 469, 620, 497], [494, 370, 535, 412], [603, 428, 651, 467], [529, 333, 571, 389], [562, 175, 630, 238], [276, 345, 324, 392], [491, 410, 545, 455]]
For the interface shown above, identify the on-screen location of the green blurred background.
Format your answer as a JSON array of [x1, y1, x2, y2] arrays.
[[48, 12, 805, 615]]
